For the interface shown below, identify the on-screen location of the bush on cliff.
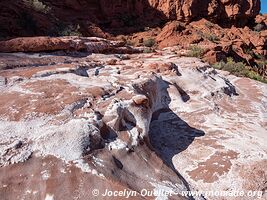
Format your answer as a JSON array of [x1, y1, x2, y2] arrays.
[[213, 57, 266, 83], [186, 45, 204, 58], [23, 0, 51, 14], [143, 38, 156, 47]]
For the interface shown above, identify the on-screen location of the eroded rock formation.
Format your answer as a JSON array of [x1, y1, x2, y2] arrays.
[[0, 38, 266, 199], [0, 36, 140, 53], [124, 16, 267, 78], [149, 0, 260, 23], [0, 0, 261, 37]]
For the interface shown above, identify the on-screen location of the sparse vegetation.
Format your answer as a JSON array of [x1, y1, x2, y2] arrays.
[[195, 29, 219, 43], [186, 45, 204, 58], [213, 57, 247, 74], [173, 22, 186, 32], [126, 40, 134, 46], [57, 24, 82, 36], [143, 48, 154, 53], [258, 59, 267, 68], [205, 33, 219, 43], [213, 57, 267, 83], [254, 23, 265, 32], [205, 21, 214, 29], [117, 36, 135, 46], [143, 38, 155, 47], [47, 19, 83, 36], [256, 57, 267, 77], [257, 60, 266, 71], [254, 53, 265, 60], [245, 70, 266, 83], [23, 0, 51, 14], [250, 53, 267, 78], [243, 46, 255, 57]]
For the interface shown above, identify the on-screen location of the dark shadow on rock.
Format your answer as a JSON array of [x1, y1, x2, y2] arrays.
[[100, 122, 118, 141], [112, 155, 124, 170], [170, 63, 182, 76], [172, 82, 190, 102], [149, 108, 205, 200], [90, 0, 169, 35], [147, 80, 205, 199], [0, 0, 168, 38], [220, 77, 239, 96], [42, 51, 91, 58], [149, 108, 205, 165]]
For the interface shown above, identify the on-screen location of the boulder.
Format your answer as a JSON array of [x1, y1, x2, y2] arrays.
[[0, 36, 141, 53]]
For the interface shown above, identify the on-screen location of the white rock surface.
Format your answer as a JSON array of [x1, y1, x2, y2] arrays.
[[0, 47, 266, 200]]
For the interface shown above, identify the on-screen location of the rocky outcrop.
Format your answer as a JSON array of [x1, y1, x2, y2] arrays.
[[154, 18, 266, 56], [31, 0, 262, 23], [0, 43, 266, 199], [255, 14, 267, 26], [149, 0, 260, 24], [0, 36, 141, 53], [0, 0, 261, 37], [126, 17, 266, 78]]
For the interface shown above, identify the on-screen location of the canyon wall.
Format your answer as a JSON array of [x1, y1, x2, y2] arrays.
[[148, 0, 260, 22], [0, 0, 261, 37]]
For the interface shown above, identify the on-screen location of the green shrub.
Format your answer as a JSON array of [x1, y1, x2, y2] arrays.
[[254, 23, 265, 32], [126, 40, 134, 46], [186, 45, 204, 58], [56, 24, 82, 36], [246, 71, 267, 83], [254, 54, 266, 78], [50, 22, 83, 37], [254, 53, 265, 60], [212, 57, 267, 83], [143, 48, 154, 53], [243, 46, 256, 58], [213, 57, 245, 73], [143, 38, 155, 47], [205, 33, 219, 42], [257, 60, 267, 68], [205, 21, 214, 29], [23, 0, 51, 13], [256, 59, 266, 74]]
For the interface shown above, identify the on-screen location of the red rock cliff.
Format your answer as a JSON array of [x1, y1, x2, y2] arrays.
[[148, 0, 260, 22], [0, 0, 261, 37]]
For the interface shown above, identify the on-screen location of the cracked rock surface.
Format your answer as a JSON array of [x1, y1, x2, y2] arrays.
[[0, 40, 266, 200]]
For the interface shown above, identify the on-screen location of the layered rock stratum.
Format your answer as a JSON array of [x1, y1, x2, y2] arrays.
[[0, 37, 266, 200]]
